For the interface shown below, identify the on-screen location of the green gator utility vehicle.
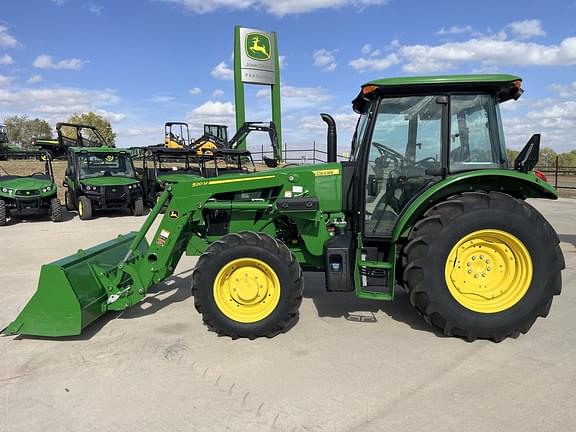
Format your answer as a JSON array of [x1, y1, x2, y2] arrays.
[[63, 147, 144, 220], [0, 152, 62, 225], [4, 74, 564, 342]]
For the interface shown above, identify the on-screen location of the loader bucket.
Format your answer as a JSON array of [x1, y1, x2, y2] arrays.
[[3, 232, 148, 337]]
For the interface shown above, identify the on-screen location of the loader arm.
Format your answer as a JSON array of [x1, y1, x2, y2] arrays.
[[4, 166, 342, 336]]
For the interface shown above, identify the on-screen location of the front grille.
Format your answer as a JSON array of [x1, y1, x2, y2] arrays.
[[15, 189, 40, 196], [104, 186, 127, 202]]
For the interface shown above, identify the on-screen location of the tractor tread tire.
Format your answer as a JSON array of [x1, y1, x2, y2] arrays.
[[192, 231, 303, 339], [402, 191, 564, 342], [78, 196, 93, 220], [50, 197, 63, 222], [0, 199, 7, 226]]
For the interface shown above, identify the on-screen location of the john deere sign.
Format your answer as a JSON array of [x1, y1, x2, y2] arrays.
[[234, 26, 282, 155], [237, 27, 277, 85]]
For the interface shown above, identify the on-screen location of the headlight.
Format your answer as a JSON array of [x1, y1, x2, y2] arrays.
[[42, 186, 52, 193], [128, 184, 139, 190], [2, 188, 14, 194], [1, 187, 7, 193]]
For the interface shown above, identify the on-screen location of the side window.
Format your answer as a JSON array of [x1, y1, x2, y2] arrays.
[[450, 95, 506, 171]]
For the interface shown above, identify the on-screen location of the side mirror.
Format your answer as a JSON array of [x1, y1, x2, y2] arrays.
[[65, 167, 72, 177], [514, 134, 540, 173]]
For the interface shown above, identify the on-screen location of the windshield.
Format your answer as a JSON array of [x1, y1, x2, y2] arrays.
[[351, 111, 371, 161], [78, 153, 135, 179]]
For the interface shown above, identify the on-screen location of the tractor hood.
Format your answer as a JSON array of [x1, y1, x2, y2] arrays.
[[0, 176, 53, 191], [157, 173, 203, 184], [80, 176, 139, 187]]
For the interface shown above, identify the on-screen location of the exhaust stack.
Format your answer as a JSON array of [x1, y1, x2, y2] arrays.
[[320, 113, 337, 163]]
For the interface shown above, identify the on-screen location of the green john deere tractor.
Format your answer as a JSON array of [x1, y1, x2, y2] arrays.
[[63, 147, 144, 220], [4, 74, 564, 342], [0, 152, 62, 225]]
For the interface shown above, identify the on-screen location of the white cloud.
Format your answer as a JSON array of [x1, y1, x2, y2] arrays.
[[188, 87, 202, 95], [436, 25, 473, 36], [507, 19, 546, 39], [186, 101, 235, 132], [33, 54, 89, 70], [399, 36, 576, 73], [257, 85, 332, 111], [51, 0, 69, 5], [94, 109, 126, 122], [349, 52, 399, 72], [313, 49, 338, 72], [159, 0, 389, 16], [149, 94, 176, 103], [88, 3, 103, 15], [27, 75, 43, 84], [118, 126, 159, 137], [0, 75, 14, 87], [0, 86, 120, 123], [0, 25, 19, 48], [210, 61, 233, 80], [549, 81, 576, 98], [212, 89, 224, 98], [0, 54, 14, 65]]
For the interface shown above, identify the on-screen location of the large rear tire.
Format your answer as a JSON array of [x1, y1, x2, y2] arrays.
[[193, 232, 303, 338], [50, 197, 62, 222], [0, 200, 7, 226], [78, 196, 93, 220], [402, 191, 564, 342]]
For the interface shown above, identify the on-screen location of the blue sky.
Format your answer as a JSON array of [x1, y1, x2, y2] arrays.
[[1, 0, 576, 152]]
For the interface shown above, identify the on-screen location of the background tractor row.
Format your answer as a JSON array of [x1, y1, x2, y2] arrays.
[[4, 74, 565, 344]]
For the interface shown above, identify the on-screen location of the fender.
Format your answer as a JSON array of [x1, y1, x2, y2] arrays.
[[391, 169, 557, 242]]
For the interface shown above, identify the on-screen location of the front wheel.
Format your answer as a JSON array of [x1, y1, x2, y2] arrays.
[[50, 197, 62, 222], [192, 232, 303, 339], [78, 196, 93, 220], [131, 197, 144, 216], [0, 200, 7, 226], [402, 191, 564, 342], [65, 191, 75, 211]]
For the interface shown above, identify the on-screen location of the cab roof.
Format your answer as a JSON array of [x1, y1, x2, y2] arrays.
[[353, 73, 523, 113], [69, 146, 128, 154]]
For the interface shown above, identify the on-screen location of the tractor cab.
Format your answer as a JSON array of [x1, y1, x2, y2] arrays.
[[203, 124, 228, 142], [349, 74, 524, 238], [164, 122, 191, 149]]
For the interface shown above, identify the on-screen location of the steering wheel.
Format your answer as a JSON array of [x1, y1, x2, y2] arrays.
[[372, 142, 405, 161], [32, 172, 45, 176], [415, 156, 438, 166]]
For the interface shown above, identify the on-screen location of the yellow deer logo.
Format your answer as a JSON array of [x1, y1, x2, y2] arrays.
[[249, 36, 269, 58]]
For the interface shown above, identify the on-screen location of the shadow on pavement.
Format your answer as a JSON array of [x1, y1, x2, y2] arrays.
[[303, 271, 443, 338], [559, 234, 576, 249]]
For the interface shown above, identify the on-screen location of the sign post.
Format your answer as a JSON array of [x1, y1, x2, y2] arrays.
[[233, 26, 282, 156]]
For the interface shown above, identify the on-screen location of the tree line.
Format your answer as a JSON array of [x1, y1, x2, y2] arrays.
[[2, 112, 116, 148]]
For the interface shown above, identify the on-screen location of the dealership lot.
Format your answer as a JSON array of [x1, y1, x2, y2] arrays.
[[1, 199, 575, 432]]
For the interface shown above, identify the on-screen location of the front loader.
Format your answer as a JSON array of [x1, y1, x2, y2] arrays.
[[4, 74, 565, 342]]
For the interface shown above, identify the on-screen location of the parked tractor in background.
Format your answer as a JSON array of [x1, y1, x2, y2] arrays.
[[4, 74, 564, 343], [32, 122, 107, 160], [63, 147, 144, 220], [0, 151, 62, 225]]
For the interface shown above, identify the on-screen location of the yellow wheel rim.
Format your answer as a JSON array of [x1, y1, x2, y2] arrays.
[[213, 258, 281, 323], [78, 200, 83, 217], [444, 229, 533, 313]]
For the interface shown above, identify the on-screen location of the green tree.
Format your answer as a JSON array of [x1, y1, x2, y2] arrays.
[[538, 147, 557, 169], [506, 149, 519, 167], [66, 112, 116, 146], [3, 115, 52, 148]]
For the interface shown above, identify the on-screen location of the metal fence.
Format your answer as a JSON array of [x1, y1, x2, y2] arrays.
[[538, 156, 576, 190], [249, 141, 350, 164]]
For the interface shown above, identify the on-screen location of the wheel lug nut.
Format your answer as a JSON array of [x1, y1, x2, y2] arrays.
[[467, 262, 472, 267], [480, 255, 484, 259], [482, 273, 486, 277], [486, 259, 490, 264], [487, 267, 491, 271], [474, 274, 479, 278], [467, 270, 472, 274], [472, 256, 476, 260]]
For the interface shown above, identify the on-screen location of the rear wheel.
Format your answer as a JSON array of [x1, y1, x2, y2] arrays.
[[402, 191, 564, 342], [0, 200, 7, 226], [50, 198, 62, 222], [193, 232, 303, 338], [78, 196, 93, 220], [131, 197, 144, 216]]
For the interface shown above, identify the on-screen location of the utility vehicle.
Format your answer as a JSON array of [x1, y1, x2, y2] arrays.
[[0, 151, 62, 225], [32, 122, 106, 160], [4, 74, 564, 342], [63, 147, 144, 220]]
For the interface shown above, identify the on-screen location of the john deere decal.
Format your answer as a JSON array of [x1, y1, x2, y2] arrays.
[[246, 33, 271, 61]]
